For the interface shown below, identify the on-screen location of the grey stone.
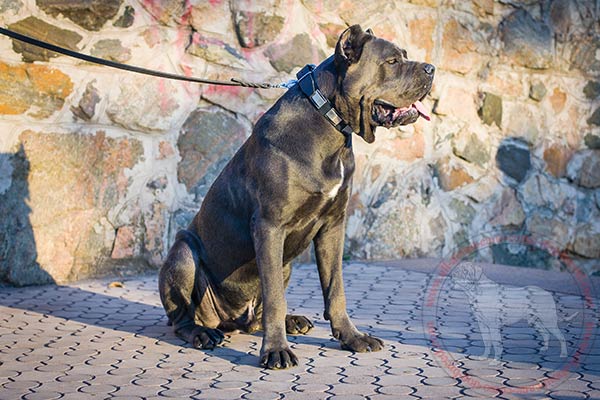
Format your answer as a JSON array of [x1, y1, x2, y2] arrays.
[[139, 0, 187, 26], [105, 75, 182, 133], [570, 36, 600, 76], [449, 198, 476, 223], [583, 81, 600, 100], [584, 134, 600, 150], [489, 187, 525, 228], [36, 0, 123, 31], [188, 36, 248, 69], [265, 33, 326, 73], [500, 9, 553, 69], [496, 139, 531, 184], [8, 16, 82, 62], [177, 109, 249, 198], [569, 225, 600, 259], [0, 0, 22, 13], [588, 107, 600, 126], [478, 92, 502, 127], [566, 150, 600, 189], [527, 215, 569, 248], [233, 11, 285, 48], [529, 81, 547, 101], [71, 81, 100, 121], [550, 0, 586, 42], [90, 39, 131, 63], [490, 242, 554, 269], [452, 131, 490, 166], [113, 5, 135, 28]]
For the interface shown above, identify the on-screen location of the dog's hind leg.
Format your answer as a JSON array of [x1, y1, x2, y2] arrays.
[[159, 232, 225, 350], [547, 325, 569, 357], [531, 318, 551, 352]]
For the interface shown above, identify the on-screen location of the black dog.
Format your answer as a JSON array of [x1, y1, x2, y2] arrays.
[[159, 25, 434, 369]]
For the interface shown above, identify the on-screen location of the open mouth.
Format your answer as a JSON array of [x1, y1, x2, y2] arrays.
[[372, 98, 431, 128]]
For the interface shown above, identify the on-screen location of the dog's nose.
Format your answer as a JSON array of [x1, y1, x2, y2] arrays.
[[423, 63, 435, 75]]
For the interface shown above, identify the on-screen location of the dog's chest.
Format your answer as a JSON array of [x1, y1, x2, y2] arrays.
[[326, 162, 345, 199]]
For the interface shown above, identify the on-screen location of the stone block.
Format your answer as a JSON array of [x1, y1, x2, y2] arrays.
[[543, 143, 572, 178], [113, 5, 135, 28], [36, 0, 123, 31], [265, 34, 326, 73], [8, 16, 82, 62], [569, 225, 600, 259], [452, 130, 490, 167], [583, 81, 600, 100], [233, 11, 285, 48], [566, 150, 600, 189], [500, 9, 553, 69], [71, 81, 100, 121], [588, 107, 600, 126], [435, 157, 475, 191], [0, 61, 73, 119], [584, 134, 600, 150], [489, 188, 525, 228], [90, 39, 131, 63], [1, 130, 144, 285], [441, 18, 490, 74], [496, 139, 531, 184], [106, 75, 185, 133], [478, 92, 502, 128], [529, 81, 547, 101], [177, 108, 250, 198]]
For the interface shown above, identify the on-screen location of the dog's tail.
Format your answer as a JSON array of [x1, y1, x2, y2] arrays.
[[562, 311, 579, 323]]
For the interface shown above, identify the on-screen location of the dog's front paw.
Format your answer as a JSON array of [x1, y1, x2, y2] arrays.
[[260, 347, 299, 369], [191, 327, 225, 350], [340, 333, 384, 353], [285, 315, 314, 335]]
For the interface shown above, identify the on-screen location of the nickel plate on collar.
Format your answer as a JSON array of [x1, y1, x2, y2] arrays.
[[325, 108, 342, 125], [310, 90, 327, 109]]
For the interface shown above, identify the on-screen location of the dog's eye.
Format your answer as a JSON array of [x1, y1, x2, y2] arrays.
[[386, 58, 398, 65]]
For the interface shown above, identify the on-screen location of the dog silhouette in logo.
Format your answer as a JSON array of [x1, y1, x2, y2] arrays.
[[449, 262, 576, 363]]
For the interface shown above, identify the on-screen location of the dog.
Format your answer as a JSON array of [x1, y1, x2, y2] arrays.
[[159, 25, 434, 369], [449, 262, 576, 363]]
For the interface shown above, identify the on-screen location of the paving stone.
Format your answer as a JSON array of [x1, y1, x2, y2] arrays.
[[0, 267, 598, 400]]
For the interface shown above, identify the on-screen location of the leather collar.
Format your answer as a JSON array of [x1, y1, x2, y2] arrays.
[[296, 64, 353, 148]]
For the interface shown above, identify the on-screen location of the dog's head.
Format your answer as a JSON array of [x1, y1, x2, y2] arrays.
[[449, 262, 484, 292], [334, 25, 434, 143]]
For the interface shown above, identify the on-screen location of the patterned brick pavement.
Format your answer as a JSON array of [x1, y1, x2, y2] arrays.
[[0, 263, 598, 399]]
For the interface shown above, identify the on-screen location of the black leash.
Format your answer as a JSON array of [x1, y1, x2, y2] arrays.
[[0, 26, 293, 89]]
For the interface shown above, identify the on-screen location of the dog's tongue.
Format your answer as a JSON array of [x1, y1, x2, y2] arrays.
[[412, 100, 430, 121]]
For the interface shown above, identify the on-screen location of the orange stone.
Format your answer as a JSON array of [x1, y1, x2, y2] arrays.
[[408, 16, 436, 63], [543, 143, 573, 178], [0, 61, 73, 118], [549, 87, 567, 113], [436, 158, 475, 191], [441, 19, 480, 74], [381, 131, 425, 161]]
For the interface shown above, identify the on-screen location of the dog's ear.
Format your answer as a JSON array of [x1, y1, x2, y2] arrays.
[[359, 97, 375, 143], [366, 28, 374, 35], [335, 25, 372, 66]]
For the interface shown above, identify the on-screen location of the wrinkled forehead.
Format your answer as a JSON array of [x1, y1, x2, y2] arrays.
[[365, 37, 407, 59]]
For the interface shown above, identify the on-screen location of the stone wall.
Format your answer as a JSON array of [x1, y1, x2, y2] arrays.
[[0, 0, 599, 285]]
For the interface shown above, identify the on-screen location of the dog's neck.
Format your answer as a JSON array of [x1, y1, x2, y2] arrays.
[[310, 57, 354, 152]]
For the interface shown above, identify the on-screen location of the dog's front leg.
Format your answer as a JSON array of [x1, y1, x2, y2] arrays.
[[314, 222, 384, 352], [252, 219, 298, 369]]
